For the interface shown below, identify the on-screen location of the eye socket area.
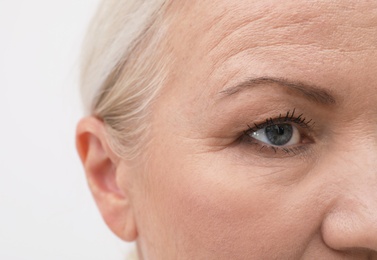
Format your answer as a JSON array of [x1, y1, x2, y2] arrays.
[[241, 109, 316, 156]]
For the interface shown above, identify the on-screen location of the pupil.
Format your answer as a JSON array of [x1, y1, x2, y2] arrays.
[[265, 124, 293, 146]]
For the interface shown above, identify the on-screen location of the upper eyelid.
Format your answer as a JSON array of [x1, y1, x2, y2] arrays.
[[245, 114, 314, 134]]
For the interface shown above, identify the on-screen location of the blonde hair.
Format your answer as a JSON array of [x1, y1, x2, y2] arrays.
[[80, 0, 171, 158]]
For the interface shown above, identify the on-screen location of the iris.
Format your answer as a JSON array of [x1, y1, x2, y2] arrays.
[[265, 124, 293, 146]]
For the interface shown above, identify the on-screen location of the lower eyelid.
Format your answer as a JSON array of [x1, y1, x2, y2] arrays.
[[240, 136, 312, 158]]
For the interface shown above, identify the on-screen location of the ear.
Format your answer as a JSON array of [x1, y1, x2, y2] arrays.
[[75, 116, 137, 242]]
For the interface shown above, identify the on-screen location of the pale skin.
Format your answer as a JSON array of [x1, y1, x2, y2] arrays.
[[76, 1, 377, 259]]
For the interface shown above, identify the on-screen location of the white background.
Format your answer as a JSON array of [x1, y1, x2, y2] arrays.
[[0, 1, 134, 259]]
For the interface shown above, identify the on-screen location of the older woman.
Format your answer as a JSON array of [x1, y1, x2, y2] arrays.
[[76, 0, 377, 259]]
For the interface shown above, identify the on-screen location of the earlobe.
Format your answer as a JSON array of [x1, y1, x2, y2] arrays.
[[76, 116, 138, 242]]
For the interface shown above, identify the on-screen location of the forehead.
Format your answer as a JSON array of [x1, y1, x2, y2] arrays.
[[169, 0, 377, 51], [162, 0, 377, 108]]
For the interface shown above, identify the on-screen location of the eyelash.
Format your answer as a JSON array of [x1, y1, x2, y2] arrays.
[[242, 109, 315, 156]]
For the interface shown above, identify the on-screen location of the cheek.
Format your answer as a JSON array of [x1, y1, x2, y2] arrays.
[[168, 173, 271, 254], [143, 152, 323, 258]]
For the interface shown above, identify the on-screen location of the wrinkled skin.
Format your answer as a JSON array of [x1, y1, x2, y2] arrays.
[[77, 1, 377, 259]]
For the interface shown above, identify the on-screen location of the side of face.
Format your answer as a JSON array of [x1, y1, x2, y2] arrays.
[[78, 1, 377, 259]]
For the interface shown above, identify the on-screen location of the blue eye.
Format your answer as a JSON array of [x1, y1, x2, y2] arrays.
[[249, 123, 301, 147]]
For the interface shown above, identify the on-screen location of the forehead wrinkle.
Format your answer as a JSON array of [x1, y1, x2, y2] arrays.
[[202, 11, 326, 81], [205, 13, 267, 58], [195, 1, 377, 68], [204, 2, 324, 56]]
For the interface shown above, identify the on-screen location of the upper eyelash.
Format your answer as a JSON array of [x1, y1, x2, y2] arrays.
[[244, 108, 315, 134]]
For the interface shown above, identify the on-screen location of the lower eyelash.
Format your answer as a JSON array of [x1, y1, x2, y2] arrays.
[[245, 138, 309, 157]]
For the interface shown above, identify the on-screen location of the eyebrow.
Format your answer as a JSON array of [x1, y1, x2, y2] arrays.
[[218, 77, 336, 105]]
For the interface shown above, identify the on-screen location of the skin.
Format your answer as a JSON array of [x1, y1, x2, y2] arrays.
[[76, 0, 377, 259]]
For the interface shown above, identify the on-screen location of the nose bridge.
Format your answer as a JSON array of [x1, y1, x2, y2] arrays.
[[331, 139, 377, 206], [320, 139, 377, 252], [333, 134, 377, 185]]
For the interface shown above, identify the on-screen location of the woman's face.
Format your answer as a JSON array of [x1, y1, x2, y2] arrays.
[[121, 1, 377, 259]]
